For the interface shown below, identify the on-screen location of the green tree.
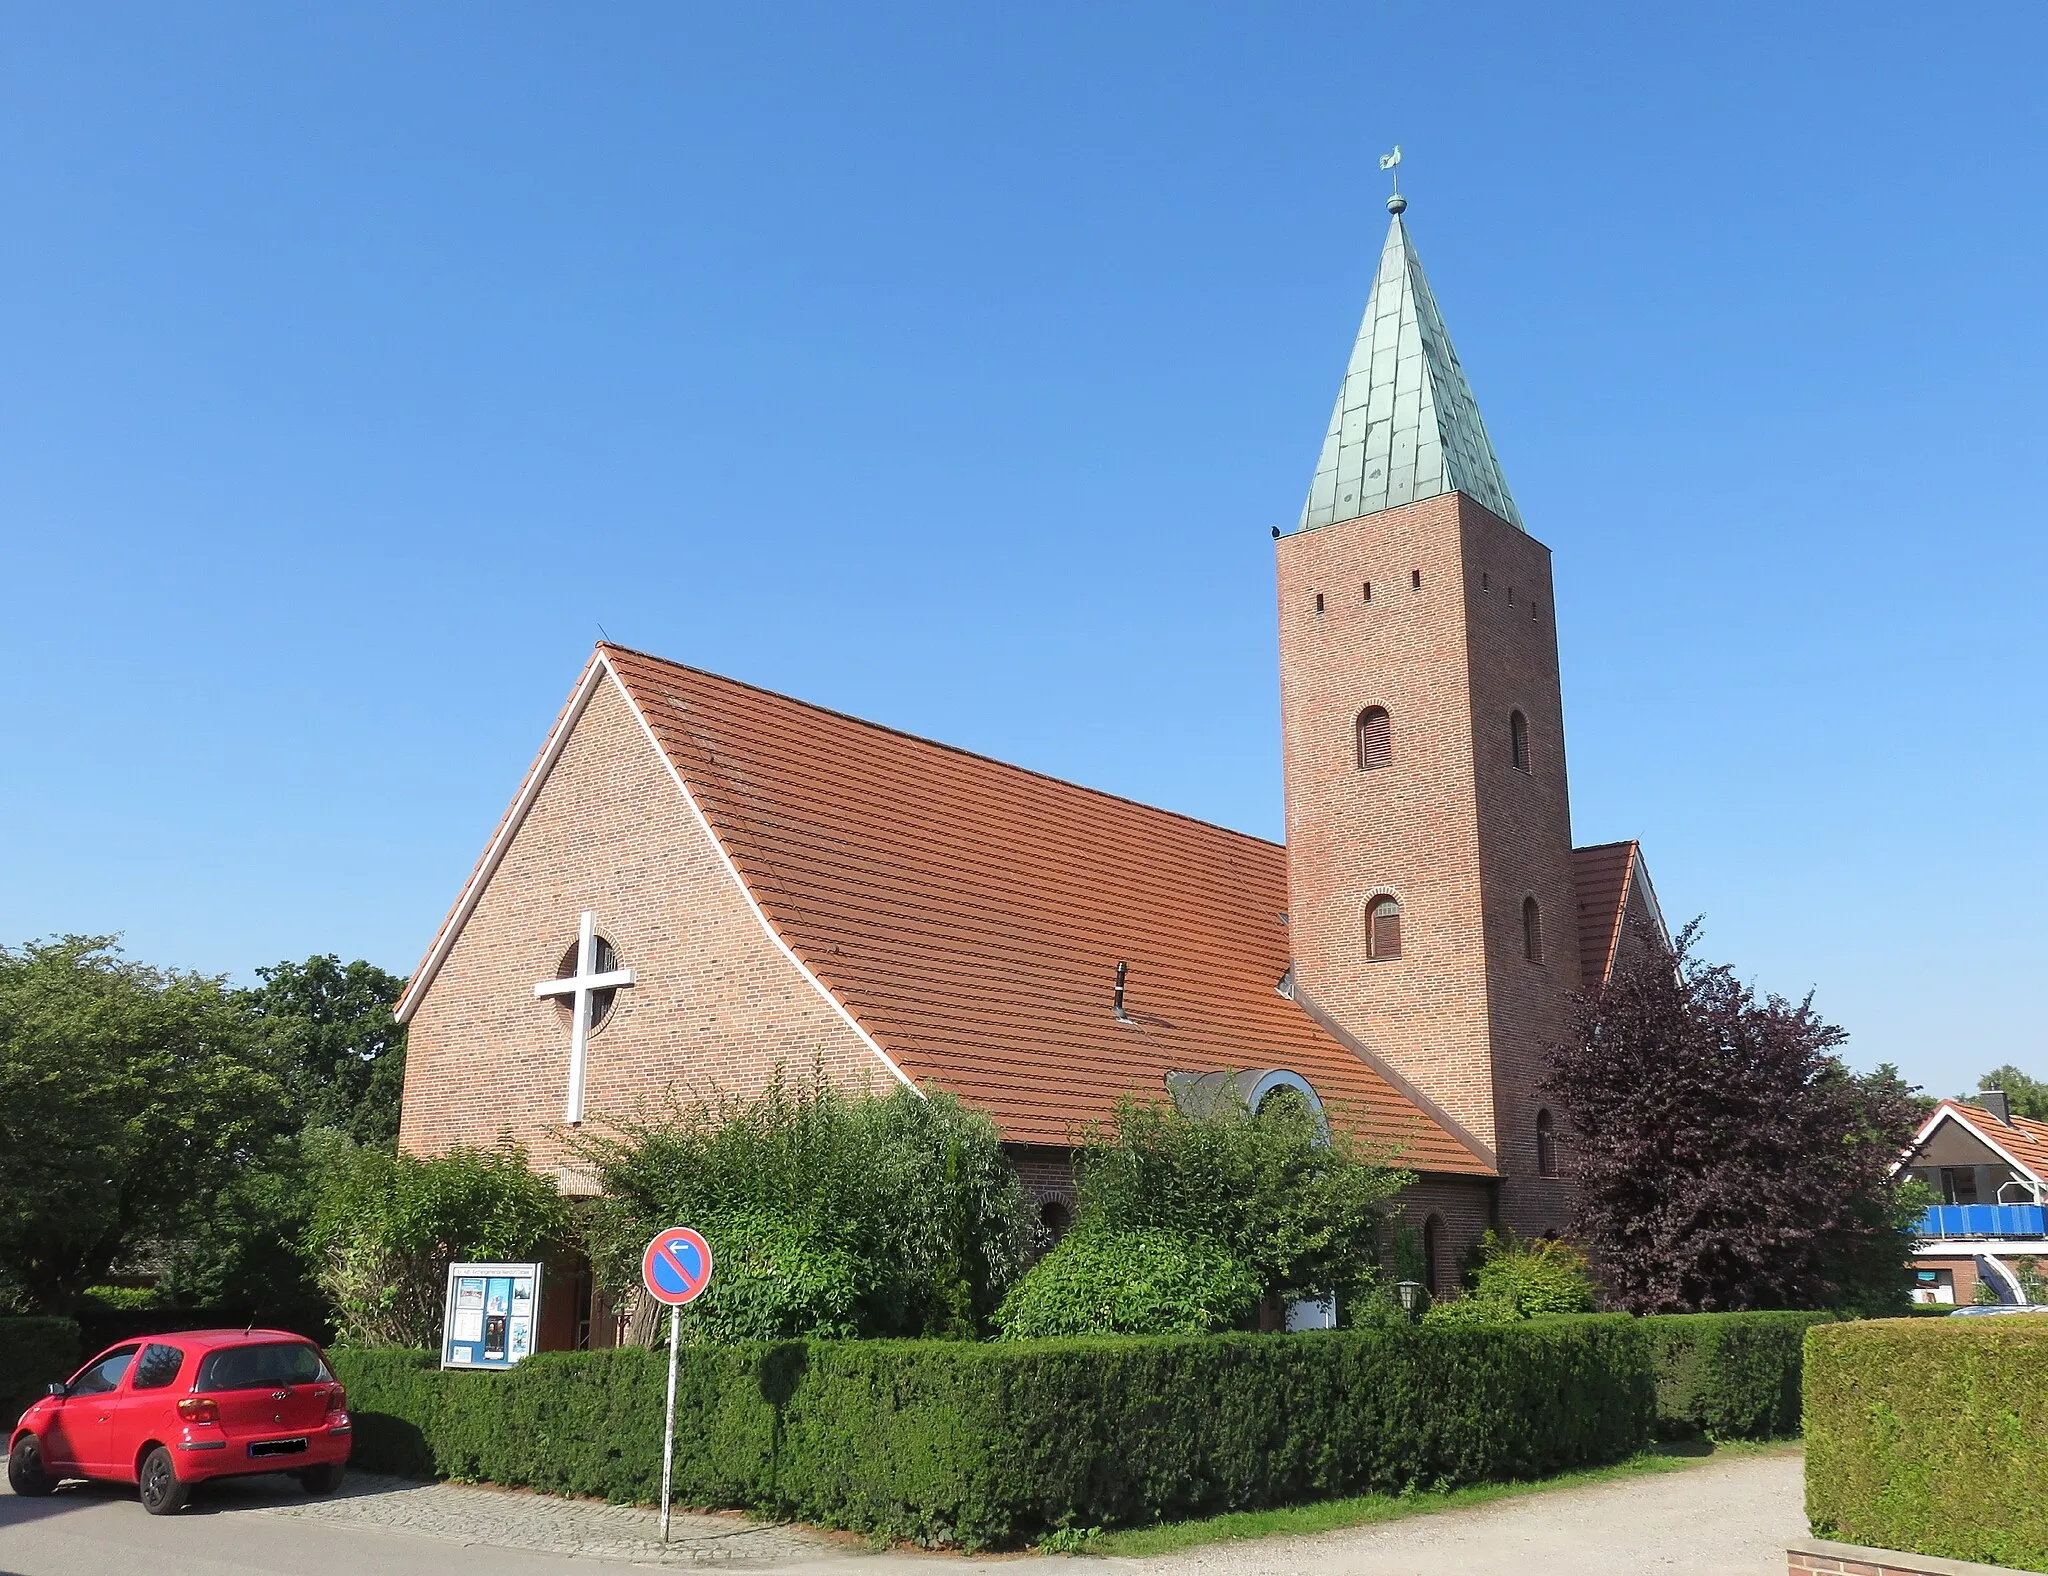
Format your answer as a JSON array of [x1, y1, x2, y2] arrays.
[[307, 1142, 567, 1346], [245, 955, 408, 1144], [0, 936, 290, 1313], [1461, 1229, 1597, 1316], [1071, 1086, 1411, 1309], [575, 1075, 1036, 1341]]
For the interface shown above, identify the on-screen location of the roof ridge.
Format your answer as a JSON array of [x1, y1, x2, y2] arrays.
[[599, 642, 1285, 854]]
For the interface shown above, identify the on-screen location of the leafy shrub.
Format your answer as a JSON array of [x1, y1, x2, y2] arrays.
[[576, 1077, 1035, 1341], [994, 1231, 1259, 1337], [334, 1316, 1654, 1548], [308, 1144, 567, 1347], [0, 1316, 80, 1426], [1806, 1317, 2048, 1568], [1639, 1310, 1833, 1439], [1072, 1088, 1410, 1308], [1468, 1231, 1596, 1316], [1422, 1294, 1519, 1327]]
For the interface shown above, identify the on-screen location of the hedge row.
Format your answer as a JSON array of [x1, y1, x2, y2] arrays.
[[334, 1319, 1655, 1548], [1806, 1317, 2048, 1571], [1, 1317, 81, 1428], [1637, 1311, 1835, 1440]]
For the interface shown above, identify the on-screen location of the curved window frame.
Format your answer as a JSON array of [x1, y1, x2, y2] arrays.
[[1536, 1108, 1559, 1179], [1423, 1214, 1444, 1294], [1522, 896, 1543, 964], [1357, 705, 1392, 771], [1366, 895, 1403, 961], [1510, 709, 1531, 774]]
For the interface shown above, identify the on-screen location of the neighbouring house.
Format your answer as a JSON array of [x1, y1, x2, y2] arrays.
[[1896, 1092, 2048, 1305], [392, 186, 1670, 1346]]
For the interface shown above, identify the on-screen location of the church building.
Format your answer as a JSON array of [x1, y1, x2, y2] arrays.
[[394, 189, 1667, 1331]]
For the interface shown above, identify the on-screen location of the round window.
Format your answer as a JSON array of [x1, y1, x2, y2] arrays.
[[555, 936, 622, 1033]]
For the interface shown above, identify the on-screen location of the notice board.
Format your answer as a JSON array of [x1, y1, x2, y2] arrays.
[[441, 1261, 543, 1369]]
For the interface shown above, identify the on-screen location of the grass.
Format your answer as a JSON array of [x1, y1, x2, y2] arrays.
[[1047, 1439, 1800, 1558]]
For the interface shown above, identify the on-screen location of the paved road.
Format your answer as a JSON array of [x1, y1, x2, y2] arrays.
[[0, 1448, 1804, 1575]]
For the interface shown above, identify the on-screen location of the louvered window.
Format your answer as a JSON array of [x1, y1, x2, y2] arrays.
[[1357, 706, 1392, 770], [1537, 1109, 1558, 1178], [1511, 710, 1530, 773], [1367, 896, 1402, 960], [1523, 896, 1543, 963]]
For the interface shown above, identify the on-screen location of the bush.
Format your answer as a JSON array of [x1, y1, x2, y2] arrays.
[[0, 1316, 80, 1426], [1468, 1231, 1596, 1316], [1806, 1317, 2048, 1569], [1640, 1310, 1833, 1440], [309, 1143, 568, 1347], [577, 1079, 1036, 1341], [994, 1231, 1260, 1337], [334, 1318, 1654, 1548]]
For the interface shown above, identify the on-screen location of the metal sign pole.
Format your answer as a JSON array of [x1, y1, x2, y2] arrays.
[[659, 1302, 679, 1544]]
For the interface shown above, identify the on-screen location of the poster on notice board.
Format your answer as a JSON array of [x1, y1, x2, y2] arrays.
[[441, 1261, 544, 1370]]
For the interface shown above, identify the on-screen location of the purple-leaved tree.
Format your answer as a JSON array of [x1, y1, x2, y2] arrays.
[[1545, 921, 1922, 1314]]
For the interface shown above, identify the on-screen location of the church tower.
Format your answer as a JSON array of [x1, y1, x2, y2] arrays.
[[1276, 189, 1576, 1235]]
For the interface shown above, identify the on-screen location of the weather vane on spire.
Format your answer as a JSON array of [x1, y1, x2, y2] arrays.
[[1379, 145, 1406, 214]]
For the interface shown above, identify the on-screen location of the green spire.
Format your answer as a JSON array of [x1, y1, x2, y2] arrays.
[[1299, 195, 1522, 532]]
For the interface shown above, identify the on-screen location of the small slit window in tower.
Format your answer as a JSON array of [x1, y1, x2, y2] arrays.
[[1314, 592, 1325, 615], [1362, 581, 1372, 602], [1357, 706, 1392, 770], [1507, 587, 1515, 605], [1531, 600, 1539, 621], [1481, 572, 1489, 592], [1411, 569, 1422, 589], [1511, 710, 1531, 774], [1523, 896, 1543, 963], [1537, 1109, 1558, 1178], [1367, 896, 1402, 961]]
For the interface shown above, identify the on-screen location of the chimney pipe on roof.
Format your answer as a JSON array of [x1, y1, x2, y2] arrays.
[[1978, 1089, 2013, 1125], [1113, 961, 1130, 1023]]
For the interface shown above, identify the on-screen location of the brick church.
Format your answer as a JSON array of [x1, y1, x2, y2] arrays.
[[394, 189, 1667, 1329]]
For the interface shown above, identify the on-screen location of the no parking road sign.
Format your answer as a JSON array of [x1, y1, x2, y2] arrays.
[[642, 1225, 715, 1546], [641, 1227, 714, 1307]]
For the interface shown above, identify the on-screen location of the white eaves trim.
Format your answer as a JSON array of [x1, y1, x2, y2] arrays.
[[394, 653, 612, 1024], [601, 658, 920, 1096]]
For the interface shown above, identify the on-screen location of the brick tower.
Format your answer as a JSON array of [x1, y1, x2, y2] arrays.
[[1276, 189, 1576, 1235]]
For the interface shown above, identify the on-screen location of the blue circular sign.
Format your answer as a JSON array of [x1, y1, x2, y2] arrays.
[[641, 1227, 714, 1306]]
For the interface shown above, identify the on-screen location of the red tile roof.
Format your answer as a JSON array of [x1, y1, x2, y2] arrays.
[[599, 645, 1492, 1175], [1571, 841, 1638, 991]]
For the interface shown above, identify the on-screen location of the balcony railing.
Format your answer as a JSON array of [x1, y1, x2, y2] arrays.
[[1917, 1203, 2048, 1239]]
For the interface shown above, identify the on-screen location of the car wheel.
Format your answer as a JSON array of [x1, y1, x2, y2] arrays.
[[137, 1446, 191, 1516], [297, 1462, 345, 1496], [7, 1434, 58, 1497]]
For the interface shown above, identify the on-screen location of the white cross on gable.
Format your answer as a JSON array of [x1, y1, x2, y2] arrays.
[[533, 909, 636, 1125]]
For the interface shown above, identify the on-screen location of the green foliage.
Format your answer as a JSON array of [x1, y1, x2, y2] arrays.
[[994, 1230, 1260, 1337], [1638, 1310, 1834, 1440], [308, 1143, 568, 1347], [1073, 1088, 1411, 1307], [244, 955, 409, 1145], [0, 1316, 80, 1426], [0, 936, 292, 1313], [76, 1285, 163, 1313], [575, 1077, 1035, 1341], [1467, 1231, 1596, 1316], [1422, 1294, 1519, 1327], [334, 1317, 1654, 1548], [1805, 1318, 2048, 1569]]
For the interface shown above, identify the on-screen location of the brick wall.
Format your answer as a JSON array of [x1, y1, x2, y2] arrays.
[[1276, 492, 1577, 1237], [398, 671, 896, 1184]]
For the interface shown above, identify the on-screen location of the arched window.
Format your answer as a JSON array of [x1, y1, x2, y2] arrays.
[[1510, 710, 1530, 773], [1357, 706, 1392, 770], [1039, 1199, 1072, 1243], [1537, 1109, 1559, 1178], [1523, 896, 1543, 964], [1423, 1214, 1444, 1293], [1366, 896, 1402, 961]]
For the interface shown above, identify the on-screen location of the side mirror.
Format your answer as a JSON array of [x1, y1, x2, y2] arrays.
[[46, 1381, 67, 1398]]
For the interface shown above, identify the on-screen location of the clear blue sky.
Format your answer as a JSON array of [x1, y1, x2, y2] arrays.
[[3, 4, 2042, 1100]]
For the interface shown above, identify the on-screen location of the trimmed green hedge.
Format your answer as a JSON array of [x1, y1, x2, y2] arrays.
[[1638, 1311, 1835, 1440], [1, 1317, 80, 1430], [335, 1319, 1654, 1548], [1806, 1317, 2048, 1571]]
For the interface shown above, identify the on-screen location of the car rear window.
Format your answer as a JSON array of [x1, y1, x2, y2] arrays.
[[194, 1342, 332, 1392]]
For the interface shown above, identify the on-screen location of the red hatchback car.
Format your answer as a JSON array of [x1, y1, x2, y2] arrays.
[[8, 1329, 352, 1514]]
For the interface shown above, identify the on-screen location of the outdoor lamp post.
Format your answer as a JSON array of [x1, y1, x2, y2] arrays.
[[1396, 1280, 1424, 1317]]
